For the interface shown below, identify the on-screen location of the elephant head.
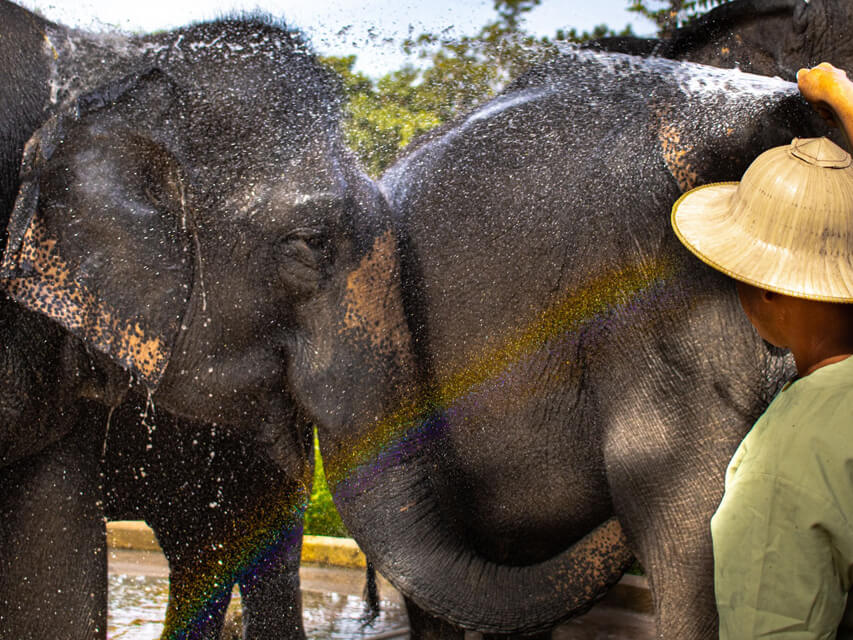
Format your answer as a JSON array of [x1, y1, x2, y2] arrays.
[[589, 0, 853, 80], [0, 21, 417, 478]]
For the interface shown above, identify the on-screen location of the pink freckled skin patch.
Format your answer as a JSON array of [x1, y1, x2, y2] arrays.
[[4, 216, 168, 386]]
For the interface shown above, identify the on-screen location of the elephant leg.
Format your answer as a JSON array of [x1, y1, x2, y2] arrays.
[[238, 523, 306, 640], [159, 549, 232, 640], [603, 404, 741, 639], [606, 487, 717, 640], [0, 425, 107, 639]]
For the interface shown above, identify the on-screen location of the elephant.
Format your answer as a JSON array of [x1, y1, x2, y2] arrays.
[[0, 3, 415, 638], [1, 6, 309, 636], [102, 400, 312, 639], [312, 51, 837, 639], [587, 0, 853, 81], [1, 4, 346, 637]]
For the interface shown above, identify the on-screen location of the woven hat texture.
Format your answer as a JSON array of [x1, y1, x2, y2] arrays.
[[671, 137, 853, 302]]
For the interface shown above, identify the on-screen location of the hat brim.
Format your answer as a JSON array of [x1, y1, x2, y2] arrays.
[[672, 182, 853, 303]]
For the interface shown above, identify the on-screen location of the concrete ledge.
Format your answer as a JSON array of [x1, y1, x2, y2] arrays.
[[107, 520, 162, 552], [107, 521, 367, 569], [301, 534, 366, 569], [106, 521, 649, 613]]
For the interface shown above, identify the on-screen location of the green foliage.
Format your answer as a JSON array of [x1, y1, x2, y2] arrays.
[[322, 0, 642, 176], [322, 55, 444, 176], [303, 431, 348, 537], [554, 23, 636, 43], [494, 0, 543, 30]]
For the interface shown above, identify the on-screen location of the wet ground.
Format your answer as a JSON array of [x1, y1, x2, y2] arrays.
[[108, 549, 655, 639]]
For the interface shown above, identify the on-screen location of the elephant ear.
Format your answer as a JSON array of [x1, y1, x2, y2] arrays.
[[1, 69, 194, 388]]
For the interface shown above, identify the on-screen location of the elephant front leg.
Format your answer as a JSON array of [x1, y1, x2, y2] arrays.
[[159, 552, 232, 640], [159, 520, 307, 640], [603, 404, 741, 639], [238, 522, 306, 640], [0, 426, 107, 639]]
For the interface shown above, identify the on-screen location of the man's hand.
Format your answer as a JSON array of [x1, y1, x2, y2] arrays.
[[797, 62, 853, 129]]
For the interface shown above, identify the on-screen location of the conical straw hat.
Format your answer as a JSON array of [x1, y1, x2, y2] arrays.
[[671, 137, 853, 302]]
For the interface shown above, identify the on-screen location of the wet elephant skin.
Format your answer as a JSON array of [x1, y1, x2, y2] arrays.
[[587, 0, 853, 82], [347, 1, 853, 636], [329, 52, 834, 639], [0, 2, 414, 638]]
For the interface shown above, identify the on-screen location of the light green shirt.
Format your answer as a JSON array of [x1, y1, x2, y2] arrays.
[[712, 355, 853, 639]]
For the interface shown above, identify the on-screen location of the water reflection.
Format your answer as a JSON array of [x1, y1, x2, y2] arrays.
[[108, 574, 170, 639], [302, 591, 406, 639], [108, 573, 408, 639]]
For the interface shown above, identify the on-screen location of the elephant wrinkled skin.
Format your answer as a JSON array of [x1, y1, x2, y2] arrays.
[[0, 2, 414, 638], [588, 0, 853, 81]]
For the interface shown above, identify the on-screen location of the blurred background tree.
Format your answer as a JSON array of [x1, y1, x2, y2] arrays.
[[304, 431, 348, 537], [322, 0, 642, 175]]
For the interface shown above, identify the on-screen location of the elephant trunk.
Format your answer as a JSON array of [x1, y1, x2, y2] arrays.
[[316, 222, 632, 633], [326, 428, 633, 635]]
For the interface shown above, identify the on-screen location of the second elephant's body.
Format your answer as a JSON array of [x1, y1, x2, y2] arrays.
[[325, 51, 829, 639]]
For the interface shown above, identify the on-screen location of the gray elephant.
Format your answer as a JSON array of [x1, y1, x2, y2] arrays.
[[587, 0, 853, 81], [0, 3, 415, 639], [1, 6, 307, 637], [3, 4, 326, 635], [312, 52, 837, 639]]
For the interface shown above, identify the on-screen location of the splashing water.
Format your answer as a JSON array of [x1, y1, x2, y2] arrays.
[[136, 251, 681, 638], [108, 572, 408, 639], [155, 485, 311, 639]]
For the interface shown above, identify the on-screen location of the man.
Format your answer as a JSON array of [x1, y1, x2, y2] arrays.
[[671, 63, 853, 638]]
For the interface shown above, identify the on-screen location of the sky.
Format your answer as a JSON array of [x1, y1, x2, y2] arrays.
[[16, 0, 658, 76]]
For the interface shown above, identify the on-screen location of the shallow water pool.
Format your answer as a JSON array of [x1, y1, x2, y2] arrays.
[[107, 571, 408, 639]]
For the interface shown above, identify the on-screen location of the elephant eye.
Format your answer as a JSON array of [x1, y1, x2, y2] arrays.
[[275, 227, 332, 296], [281, 227, 330, 261], [285, 227, 326, 250], [275, 228, 332, 300]]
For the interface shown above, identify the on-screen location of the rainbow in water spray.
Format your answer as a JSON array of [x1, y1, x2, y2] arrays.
[[330, 254, 683, 497], [164, 253, 682, 636]]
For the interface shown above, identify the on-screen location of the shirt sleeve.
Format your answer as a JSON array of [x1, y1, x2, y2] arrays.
[[712, 471, 849, 639]]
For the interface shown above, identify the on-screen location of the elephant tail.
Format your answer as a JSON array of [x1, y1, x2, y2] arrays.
[[360, 561, 381, 626]]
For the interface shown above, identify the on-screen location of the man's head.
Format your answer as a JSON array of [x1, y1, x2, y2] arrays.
[[672, 137, 853, 373]]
